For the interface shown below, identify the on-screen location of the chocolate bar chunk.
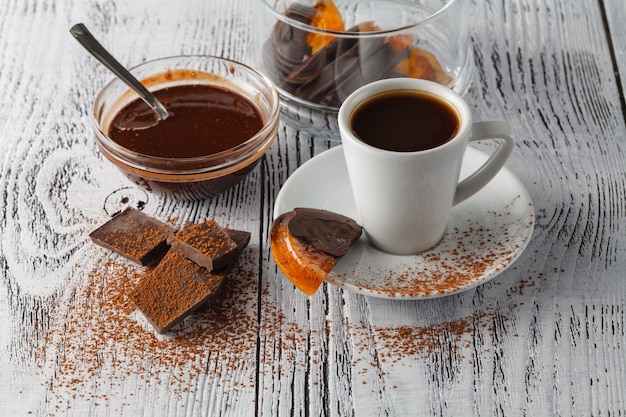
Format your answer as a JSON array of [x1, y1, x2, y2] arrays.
[[132, 228, 251, 334], [224, 228, 252, 253], [131, 250, 229, 333], [167, 220, 240, 271], [89, 208, 173, 266]]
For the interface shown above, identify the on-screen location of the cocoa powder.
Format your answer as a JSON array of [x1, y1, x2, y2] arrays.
[[131, 250, 230, 333], [35, 201, 536, 412], [89, 208, 174, 266], [37, 211, 262, 413], [168, 220, 240, 270], [40, 255, 261, 412]]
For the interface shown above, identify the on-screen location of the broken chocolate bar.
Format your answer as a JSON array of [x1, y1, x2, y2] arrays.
[[131, 250, 229, 333], [224, 228, 252, 253], [132, 227, 251, 334], [167, 220, 242, 271], [89, 207, 174, 266]]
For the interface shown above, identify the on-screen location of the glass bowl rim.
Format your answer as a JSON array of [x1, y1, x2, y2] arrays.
[[92, 54, 280, 174], [258, 0, 461, 36]]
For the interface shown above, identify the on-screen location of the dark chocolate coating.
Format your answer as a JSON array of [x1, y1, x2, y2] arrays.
[[132, 227, 251, 334], [286, 208, 362, 257], [282, 22, 410, 108], [89, 207, 174, 266], [167, 220, 239, 271], [265, 3, 317, 80]]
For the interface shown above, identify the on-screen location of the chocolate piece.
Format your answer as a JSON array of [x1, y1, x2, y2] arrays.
[[280, 47, 327, 88], [286, 22, 401, 107], [89, 207, 173, 266], [325, 36, 409, 106], [286, 208, 362, 257], [265, 3, 317, 80], [281, 22, 349, 90], [131, 250, 229, 333], [167, 220, 239, 271], [264, 2, 451, 110], [283, 23, 363, 92], [224, 228, 252, 252], [132, 227, 250, 334]]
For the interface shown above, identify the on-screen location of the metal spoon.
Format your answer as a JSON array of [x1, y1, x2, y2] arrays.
[[70, 23, 169, 121]]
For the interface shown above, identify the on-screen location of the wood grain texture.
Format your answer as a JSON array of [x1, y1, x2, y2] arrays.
[[603, 0, 626, 111], [0, 0, 625, 416]]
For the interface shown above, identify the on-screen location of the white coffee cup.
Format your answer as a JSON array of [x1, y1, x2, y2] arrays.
[[338, 78, 515, 255]]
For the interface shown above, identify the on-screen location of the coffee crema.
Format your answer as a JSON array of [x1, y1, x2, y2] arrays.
[[350, 90, 460, 152], [109, 84, 264, 158]]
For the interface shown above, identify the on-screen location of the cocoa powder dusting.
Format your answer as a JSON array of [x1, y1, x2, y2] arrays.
[[35, 199, 535, 410], [350, 307, 507, 372], [89, 208, 173, 266], [168, 220, 240, 271], [131, 250, 229, 333], [36, 254, 540, 410], [334, 207, 534, 298], [39, 254, 262, 412]]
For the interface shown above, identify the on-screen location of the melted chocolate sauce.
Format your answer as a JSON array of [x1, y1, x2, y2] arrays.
[[109, 84, 264, 158]]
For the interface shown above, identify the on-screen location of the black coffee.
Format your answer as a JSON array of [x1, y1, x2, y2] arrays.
[[350, 90, 460, 152]]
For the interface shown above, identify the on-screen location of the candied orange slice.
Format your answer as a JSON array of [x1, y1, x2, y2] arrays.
[[388, 34, 413, 53], [394, 43, 452, 84], [271, 215, 337, 295], [308, 0, 345, 54], [270, 208, 362, 296]]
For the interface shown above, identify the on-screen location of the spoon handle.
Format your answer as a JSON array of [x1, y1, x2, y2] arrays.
[[70, 23, 169, 120]]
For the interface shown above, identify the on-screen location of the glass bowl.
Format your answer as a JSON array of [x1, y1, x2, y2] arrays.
[[92, 55, 280, 200], [249, 0, 473, 139]]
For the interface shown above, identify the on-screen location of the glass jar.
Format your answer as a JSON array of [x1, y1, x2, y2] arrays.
[[249, 0, 473, 139], [92, 55, 280, 200]]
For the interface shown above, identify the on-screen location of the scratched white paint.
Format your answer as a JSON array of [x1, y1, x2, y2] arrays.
[[1, 0, 625, 416]]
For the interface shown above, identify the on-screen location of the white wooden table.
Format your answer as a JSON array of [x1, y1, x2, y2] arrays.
[[1, 0, 625, 415]]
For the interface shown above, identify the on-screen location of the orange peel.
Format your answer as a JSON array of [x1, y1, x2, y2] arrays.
[[270, 208, 362, 296], [394, 42, 452, 84], [308, 0, 345, 54], [270, 214, 338, 295]]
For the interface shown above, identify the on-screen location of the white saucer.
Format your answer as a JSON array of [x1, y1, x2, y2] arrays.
[[274, 146, 534, 299]]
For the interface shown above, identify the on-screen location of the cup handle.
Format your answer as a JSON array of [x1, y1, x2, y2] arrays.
[[453, 120, 515, 205]]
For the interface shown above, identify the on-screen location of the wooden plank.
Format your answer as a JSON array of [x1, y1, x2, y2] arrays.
[[0, 0, 262, 415], [0, 0, 625, 415], [258, 0, 626, 415], [603, 0, 626, 106]]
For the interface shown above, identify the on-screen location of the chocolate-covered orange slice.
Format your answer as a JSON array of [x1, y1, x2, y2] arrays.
[[270, 208, 362, 295]]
